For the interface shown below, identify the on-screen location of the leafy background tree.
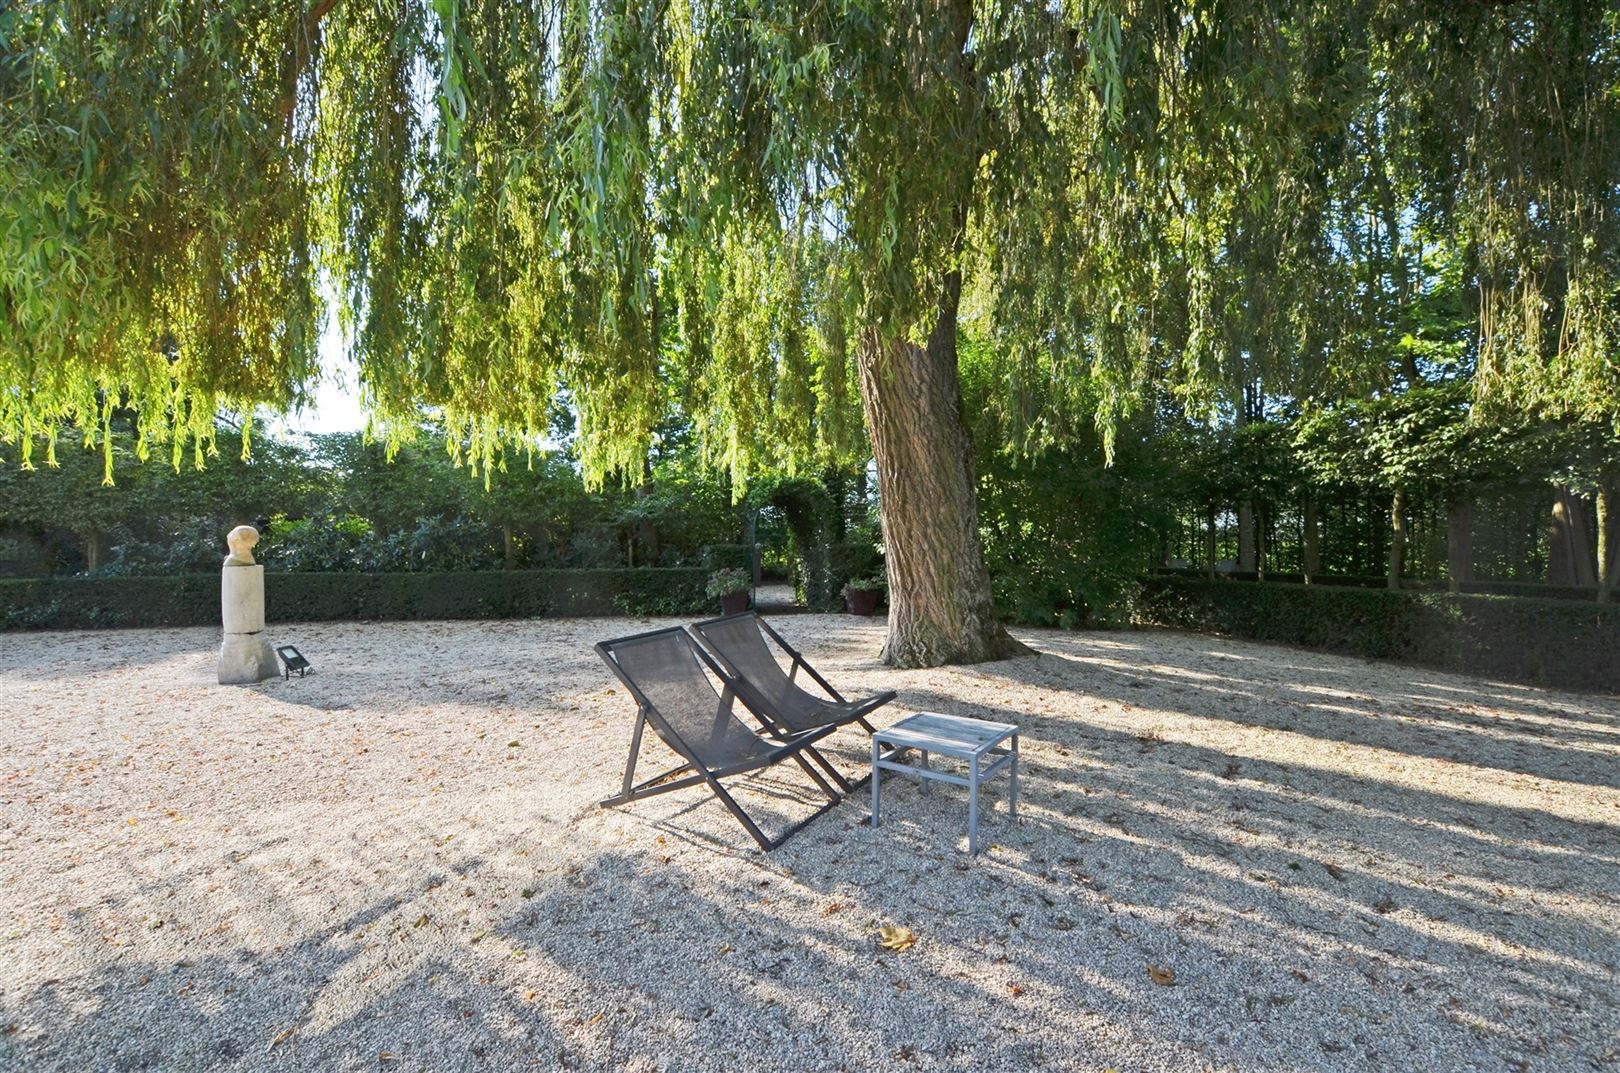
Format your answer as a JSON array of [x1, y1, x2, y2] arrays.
[[3, 1, 1618, 657]]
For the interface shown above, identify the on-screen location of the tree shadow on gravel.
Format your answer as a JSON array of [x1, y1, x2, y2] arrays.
[[982, 633, 1620, 791], [861, 673, 1620, 1070], [6, 620, 1617, 1072]]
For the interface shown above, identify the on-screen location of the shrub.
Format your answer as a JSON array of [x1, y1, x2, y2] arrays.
[[828, 529, 883, 589], [1135, 575, 1619, 691], [844, 565, 887, 594], [704, 567, 750, 598], [0, 568, 709, 631], [700, 544, 755, 572], [95, 526, 223, 576]]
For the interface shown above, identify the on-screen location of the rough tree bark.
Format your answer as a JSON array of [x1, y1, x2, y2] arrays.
[[1387, 487, 1406, 590], [1446, 500, 1473, 593], [1255, 504, 1267, 580], [1548, 484, 1597, 588], [1205, 507, 1218, 578], [1302, 498, 1320, 580], [850, 0, 1028, 668], [634, 455, 658, 568], [857, 276, 1029, 668], [1598, 484, 1615, 603], [1237, 502, 1257, 572]]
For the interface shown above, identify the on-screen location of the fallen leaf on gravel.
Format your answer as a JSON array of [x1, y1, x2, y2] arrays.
[[469, 929, 488, 943], [268, 1027, 294, 1051], [585, 1012, 604, 1026], [507, 741, 520, 748], [892, 979, 909, 991], [1147, 965, 1176, 986], [378, 1052, 398, 1063], [718, 943, 732, 955], [878, 925, 917, 952], [413, 914, 429, 928], [822, 900, 853, 916], [1008, 983, 1024, 996], [1324, 863, 1346, 881]]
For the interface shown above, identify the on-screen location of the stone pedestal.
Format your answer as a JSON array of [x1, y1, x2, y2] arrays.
[[218, 564, 278, 684]]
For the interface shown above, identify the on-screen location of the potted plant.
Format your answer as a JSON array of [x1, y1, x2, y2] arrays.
[[706, 567, 751, 614], [844, 567, 886, 617]]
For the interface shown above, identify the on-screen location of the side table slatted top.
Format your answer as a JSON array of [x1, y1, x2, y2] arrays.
[[871, 711, 1020, 855]]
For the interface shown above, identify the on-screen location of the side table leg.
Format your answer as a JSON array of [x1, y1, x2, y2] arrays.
[[919, 750, 929, 795], [967, 752, 980, 855], [1010, 734, 1019, 821], [870, 737, 881, 828]]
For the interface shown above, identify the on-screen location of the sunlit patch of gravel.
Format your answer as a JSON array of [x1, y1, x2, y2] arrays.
[[1, 615, 1617, 1072]]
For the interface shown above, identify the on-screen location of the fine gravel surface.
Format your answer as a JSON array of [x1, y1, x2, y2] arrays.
[[1, 616, 1617, 1072]]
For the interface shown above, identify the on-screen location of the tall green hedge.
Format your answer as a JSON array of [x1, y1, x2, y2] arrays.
[[1135, 576, 1619, 692], [0, 569, 710, 631]]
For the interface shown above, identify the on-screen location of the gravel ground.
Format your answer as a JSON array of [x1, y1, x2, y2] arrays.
[[1, 616, 1617, 1072]]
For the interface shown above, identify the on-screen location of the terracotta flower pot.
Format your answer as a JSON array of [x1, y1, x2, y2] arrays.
[[845, 588, 881, 617], [720, 591, 750, 615]]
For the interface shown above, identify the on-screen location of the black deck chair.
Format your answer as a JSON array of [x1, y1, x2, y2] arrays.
[[595, 626, 846, 851], [689, 612, 898, 791]]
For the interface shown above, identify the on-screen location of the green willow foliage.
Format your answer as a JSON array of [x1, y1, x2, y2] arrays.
[[2, 1, 1616, 481]]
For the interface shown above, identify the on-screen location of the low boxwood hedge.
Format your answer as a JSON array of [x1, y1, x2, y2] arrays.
[[1152, 567, 1599, 601], [0, 568, 710, 631], [1135, 575, 1619, 692]]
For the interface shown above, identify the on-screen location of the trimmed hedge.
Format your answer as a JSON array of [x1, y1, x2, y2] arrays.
[[0, 568, 710, 631], [1135, 575, 1620, 692], [1153, 567, 1599, 601]]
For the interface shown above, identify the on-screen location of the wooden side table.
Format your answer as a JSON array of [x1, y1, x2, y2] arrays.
[[871, 711, 1019, 855]]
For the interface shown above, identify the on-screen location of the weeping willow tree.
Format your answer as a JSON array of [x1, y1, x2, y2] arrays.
[[3, 1, 1617, 666]]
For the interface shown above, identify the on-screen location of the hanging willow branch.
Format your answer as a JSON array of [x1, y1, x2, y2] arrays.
[[1, 0, 1615, 481]]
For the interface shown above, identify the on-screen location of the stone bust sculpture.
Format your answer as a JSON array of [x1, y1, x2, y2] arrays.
[[224, 525, 260, 567]]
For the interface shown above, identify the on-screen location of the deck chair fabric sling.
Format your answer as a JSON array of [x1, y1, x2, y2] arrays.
[[690, 612, 897, 737], [595, 626, 845, 851], [688, 612, 897, 792]]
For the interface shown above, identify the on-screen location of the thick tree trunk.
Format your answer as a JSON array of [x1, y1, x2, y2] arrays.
[[850, 0, 1026, 667], [85, 531, 102, 573], [1548, 484, 1597, 588], [1598, 484, 1615, 603], [1254, 504, 1267, 580], [1237, 502, 1257, 572], [635, 455, 658, 568], [1387, 487, 1406, 590], [1205, 508, 1218, 578], [1446, 500, 1473, 593], [856, 279, 1028, 668], [502, 524, 516, 569], [1302, 498, 1320, 580]]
